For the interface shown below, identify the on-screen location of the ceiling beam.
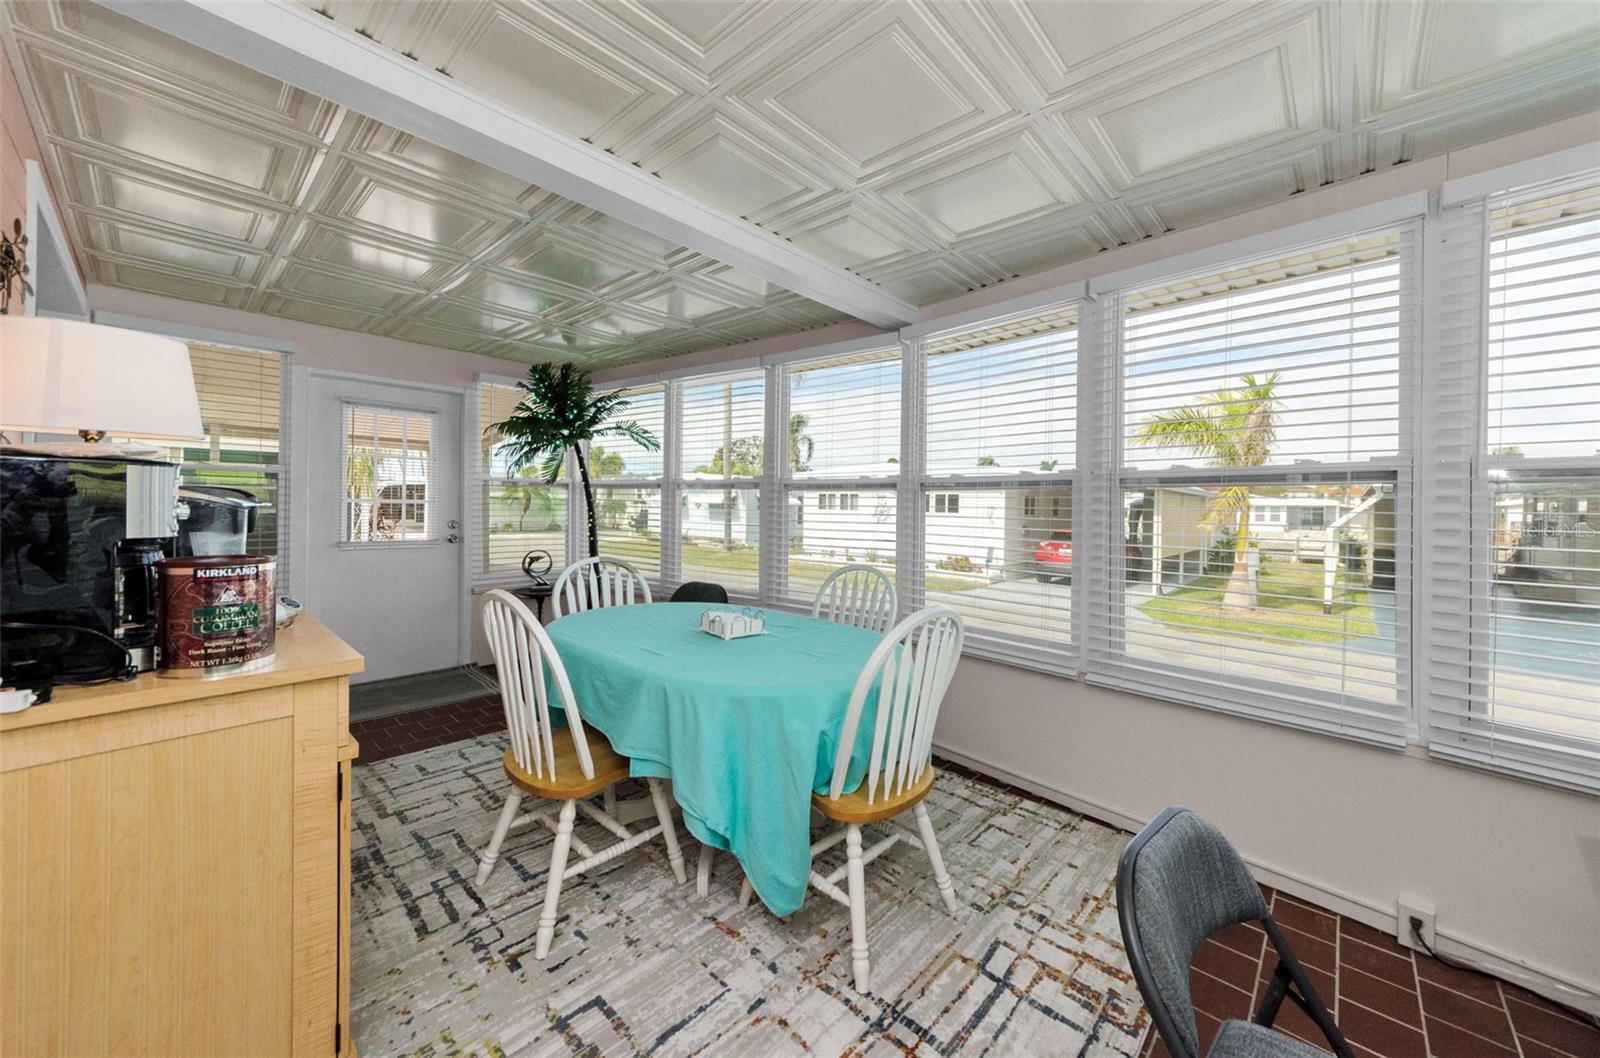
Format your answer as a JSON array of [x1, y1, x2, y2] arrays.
[[96, 0, 920, 329]]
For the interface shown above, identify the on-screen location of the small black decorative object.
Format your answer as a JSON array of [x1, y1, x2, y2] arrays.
[[521, 548, 553, 586], [0, 217, 29, 315]]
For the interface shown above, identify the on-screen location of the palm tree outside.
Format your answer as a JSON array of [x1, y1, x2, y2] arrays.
[[1131, 371, 1282, 608], [489, 362, 660, 559]]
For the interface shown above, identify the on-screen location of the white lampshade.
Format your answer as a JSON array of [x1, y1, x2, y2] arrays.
[[0, 316, 203, 441]]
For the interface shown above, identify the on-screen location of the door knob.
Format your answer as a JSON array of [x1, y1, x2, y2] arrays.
[[446, 533, 460, 544]]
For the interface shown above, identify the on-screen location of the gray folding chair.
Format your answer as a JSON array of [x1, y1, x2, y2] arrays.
[[1116, 807, 1353, 1058]]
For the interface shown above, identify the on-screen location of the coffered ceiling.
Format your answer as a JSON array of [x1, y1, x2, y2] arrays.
[[5, 0, 1599, 368]]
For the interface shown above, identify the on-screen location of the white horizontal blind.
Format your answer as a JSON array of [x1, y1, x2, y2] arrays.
[[592, 384, 665, 480], [923, 307, 1079, 671], [1089, 228, 1416, 746], [473, 380, 568, 585], [781, 349, 901, 607], [673, 374, 763, 596], [119, 342, 285, 564], [590, 383, 665, 581], [1425, 177, 1600, 791], [340, 403, 434, 543], [1485, 178, 1600, 458]]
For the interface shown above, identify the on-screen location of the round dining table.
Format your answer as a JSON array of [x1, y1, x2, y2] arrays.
[[545, 602, 886, 916]]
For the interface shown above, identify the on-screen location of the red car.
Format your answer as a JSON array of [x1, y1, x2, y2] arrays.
[[1032, 531, 1072, 582]]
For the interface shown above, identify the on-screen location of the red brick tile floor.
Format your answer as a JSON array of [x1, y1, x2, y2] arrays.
[[1139, 886, 1600, 1057], [352, 701, 1600, 1058]]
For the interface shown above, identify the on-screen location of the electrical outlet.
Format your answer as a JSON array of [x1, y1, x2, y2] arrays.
[[1397, 898, 1436, 952]]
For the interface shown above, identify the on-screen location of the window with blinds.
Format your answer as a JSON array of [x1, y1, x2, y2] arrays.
[[788, 351, 900, 478], [117, 342, 284, 562], [474, 380, 567, 582], [781, 350, 901, 606], [675, 374, 763, 595], [1424, 177, 1599, 791], [1091, 228, 1415, 746], [341, 404, 434, 543], [922, 308, 1078, 669], [584, 383, 665, 581], [591, 384, 664, 481]]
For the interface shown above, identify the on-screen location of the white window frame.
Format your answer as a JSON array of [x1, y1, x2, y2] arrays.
[[585, 380, 671, 589], [772, 344, 903, 611], [910, 300, 1083, 676], [578, 171, 1597, 793], [337, 400, 438, 547], [1420, 174, 1600, 792], [1085, 221, 1419, 748], [468, 374, 575, 588]]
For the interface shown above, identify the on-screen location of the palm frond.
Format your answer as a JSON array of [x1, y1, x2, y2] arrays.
[[595, 419, 662, 451]]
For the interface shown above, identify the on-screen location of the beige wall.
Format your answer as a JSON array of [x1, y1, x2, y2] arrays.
[[0, 45, 37, 243], [935, 659, 1600, 1004]]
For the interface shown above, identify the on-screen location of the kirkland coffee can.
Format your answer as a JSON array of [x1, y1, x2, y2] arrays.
[[156, 555, 277, 677]]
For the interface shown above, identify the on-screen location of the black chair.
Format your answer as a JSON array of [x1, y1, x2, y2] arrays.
[[669, 581, 729, 604], [1117, 807, 1353, 1058]]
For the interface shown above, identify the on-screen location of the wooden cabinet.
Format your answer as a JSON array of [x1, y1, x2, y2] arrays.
[[0, 617, 362, 1058]]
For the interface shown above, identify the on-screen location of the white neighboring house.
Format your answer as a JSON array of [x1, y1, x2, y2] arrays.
[[680, 486, 759, 547]]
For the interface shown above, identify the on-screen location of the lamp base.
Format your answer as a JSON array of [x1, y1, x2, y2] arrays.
[[0, 440, 175, 462]]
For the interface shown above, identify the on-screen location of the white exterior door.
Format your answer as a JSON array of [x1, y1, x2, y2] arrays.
[[304, 373, 463, 683]]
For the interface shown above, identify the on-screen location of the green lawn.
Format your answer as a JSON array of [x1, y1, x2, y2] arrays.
[[1139, 560, 1378, 644], [596, 531, 979, 593]]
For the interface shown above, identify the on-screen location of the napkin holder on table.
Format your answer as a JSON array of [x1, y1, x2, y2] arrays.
[[699, 608, 766, 641]]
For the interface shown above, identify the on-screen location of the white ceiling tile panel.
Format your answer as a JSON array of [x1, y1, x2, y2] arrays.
[[5, 0, 1597, 368]]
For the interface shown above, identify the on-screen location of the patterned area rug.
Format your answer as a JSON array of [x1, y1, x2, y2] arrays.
[[350, 735, 1149, 1057]]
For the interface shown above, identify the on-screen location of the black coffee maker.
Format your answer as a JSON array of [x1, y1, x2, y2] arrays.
[[111, 537, 170, 671], [0, 449, 181, 683]]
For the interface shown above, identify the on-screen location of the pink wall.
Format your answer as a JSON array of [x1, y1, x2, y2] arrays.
[[88, 285, 521, 389], [936, 659, 1600, 1006]]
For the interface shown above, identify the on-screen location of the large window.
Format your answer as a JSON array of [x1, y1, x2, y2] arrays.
[[119, 342, 285, 563], [782, 349, 900, 606], [673, 375, 763, 597], [582, 170, 1598, 791], [592, 384, 665, 580], [1094, 229, 1413, 745], [922, 308, 1077, 668], [1425, 177, 1600, 790], [475, 380, 567, 582]]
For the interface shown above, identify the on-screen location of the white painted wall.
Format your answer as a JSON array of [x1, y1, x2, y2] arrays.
[[935, 658, 1600, 1005]]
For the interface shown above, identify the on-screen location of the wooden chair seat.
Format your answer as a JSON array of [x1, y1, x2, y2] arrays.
[[502, 725, 630, 800], [814, 766, 936, 824]]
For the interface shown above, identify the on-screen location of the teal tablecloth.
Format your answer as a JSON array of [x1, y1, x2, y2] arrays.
[[545, 603, 884, 916]]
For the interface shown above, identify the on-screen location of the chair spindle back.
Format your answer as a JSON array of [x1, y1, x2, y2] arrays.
[[481, 589, 596, 782], [551, 556, 653, 619], [827, 606, 964, 804], [812, 563, 897, 635]]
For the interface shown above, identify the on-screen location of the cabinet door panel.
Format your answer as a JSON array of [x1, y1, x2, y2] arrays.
[[1, 716, 295, 1058]]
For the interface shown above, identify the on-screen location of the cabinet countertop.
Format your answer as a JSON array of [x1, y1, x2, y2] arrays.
[[0, 614, 364, 732]]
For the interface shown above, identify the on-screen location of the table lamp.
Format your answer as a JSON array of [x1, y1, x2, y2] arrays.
[[0, 316, 203, 451]]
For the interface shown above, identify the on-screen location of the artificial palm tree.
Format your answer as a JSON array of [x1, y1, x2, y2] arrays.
[[1132, 371, 1281, 607], [490, 362, 660, 558]]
